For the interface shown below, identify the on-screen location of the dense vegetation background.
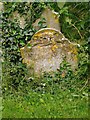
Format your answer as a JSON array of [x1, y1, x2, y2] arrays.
[[1, 2, 89, 118]]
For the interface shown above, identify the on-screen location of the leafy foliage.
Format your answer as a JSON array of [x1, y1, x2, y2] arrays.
[[1, 2, 89, 118], [60, 2, 89, 41]]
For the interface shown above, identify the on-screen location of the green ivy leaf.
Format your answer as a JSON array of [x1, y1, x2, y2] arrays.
[[60, 7, 68, 14], [40, 98, 44, 103], [20, 40, 25, 46], [65, 17, 72, 24], [27, 43, 32, 49]]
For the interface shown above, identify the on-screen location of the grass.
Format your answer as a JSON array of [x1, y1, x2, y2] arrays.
[[2, 61, 88, 118], [2, 84, 88, 118]]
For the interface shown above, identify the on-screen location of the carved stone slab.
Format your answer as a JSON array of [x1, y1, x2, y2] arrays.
[[9, 11, 25, 29], [20, 28, 78, 75], [33, 8, 60, 31]]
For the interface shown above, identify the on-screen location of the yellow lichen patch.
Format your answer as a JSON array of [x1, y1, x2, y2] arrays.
[[22, 59, 25, 64], [52, 39, 56, 44], [73, 56, 78, 61], [48, 32, 53, 37], [33, 33, 42, 38], [32, 28, 61, 39], [55, 19, 59, 23], [55, 33, 59, 37], [48, 25, 50, 28], [69, 43, 74, 48], [51, 44, 58, 52], [72, 48, 77, 54], [48, 58, 51, 63], [22, 58, 28, 64], [38, 46, 41, 49], [26, 59, 31, 65], [33, 37, 38, 40], [70, 48, 77, 55]]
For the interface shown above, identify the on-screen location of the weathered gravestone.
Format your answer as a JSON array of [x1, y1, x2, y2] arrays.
[[0, 2, 4, 12], [9, 11, 26, 29], [20, 8, 78, 75], [33, 8, 60, 31]]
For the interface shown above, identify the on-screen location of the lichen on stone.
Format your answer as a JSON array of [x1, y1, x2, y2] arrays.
[[20, 28, 78, 74]]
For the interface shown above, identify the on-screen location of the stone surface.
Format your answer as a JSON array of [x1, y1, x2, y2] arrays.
[[20, 28, 78, 75], [9, 11, 26, 29], [33, 8, 60, 31], [0, 2, 4, 12]]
